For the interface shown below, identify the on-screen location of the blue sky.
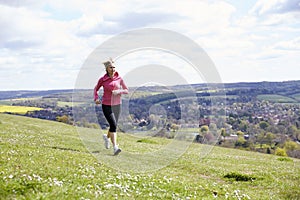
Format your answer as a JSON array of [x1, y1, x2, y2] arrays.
[[0, 0, 299, 90]]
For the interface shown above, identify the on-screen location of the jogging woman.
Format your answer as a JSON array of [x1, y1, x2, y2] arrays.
[[94, 59, 128, 155]]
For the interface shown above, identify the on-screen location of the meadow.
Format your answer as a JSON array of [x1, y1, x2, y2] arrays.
[[256, 94, 297, 103], [0, 113, 300, 199]]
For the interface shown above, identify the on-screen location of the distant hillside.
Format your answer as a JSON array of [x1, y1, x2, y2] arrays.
[[1, 80, 299, 100], [0, 89, 73, 100]]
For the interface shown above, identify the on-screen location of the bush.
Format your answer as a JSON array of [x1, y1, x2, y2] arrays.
[[275, 147, 287, 157], [56, 115, 70, 124]]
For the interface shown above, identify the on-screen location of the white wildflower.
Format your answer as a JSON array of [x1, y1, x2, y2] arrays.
[[225, 192, 229, 199], [53, 178, 63, 187], [242, 194, 251, 199]]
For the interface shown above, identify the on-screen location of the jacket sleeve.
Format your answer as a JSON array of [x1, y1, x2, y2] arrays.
[[119, 78, 129, 94], [94, 77, 103, 101]]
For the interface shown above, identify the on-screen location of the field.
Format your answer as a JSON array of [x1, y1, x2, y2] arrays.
[[0, 105, 43, 114], [257, 94, 297, 103], [0, 114, 300, 199], [292, 93, 300, 101], [56, 101, 85, 107]]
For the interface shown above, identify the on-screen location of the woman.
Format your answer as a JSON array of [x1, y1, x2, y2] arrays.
[[94, 59, 128, 155]]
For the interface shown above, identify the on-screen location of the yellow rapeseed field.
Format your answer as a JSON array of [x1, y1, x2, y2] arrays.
[[0, 105, 43, 114]]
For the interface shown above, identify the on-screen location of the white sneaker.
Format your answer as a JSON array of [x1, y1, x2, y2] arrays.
[[113, 146, 121, 156], [103, 134, 110, 149]]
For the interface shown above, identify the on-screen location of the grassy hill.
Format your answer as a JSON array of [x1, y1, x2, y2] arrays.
[[0, 114, 299, 199]]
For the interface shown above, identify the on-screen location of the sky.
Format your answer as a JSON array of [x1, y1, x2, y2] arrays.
[[0, 0, 299, 90]]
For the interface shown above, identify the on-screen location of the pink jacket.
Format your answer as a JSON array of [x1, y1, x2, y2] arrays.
[[94, 72, 129, 105]]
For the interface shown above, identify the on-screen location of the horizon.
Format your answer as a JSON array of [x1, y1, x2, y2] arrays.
[[0, 79, 299, 92]]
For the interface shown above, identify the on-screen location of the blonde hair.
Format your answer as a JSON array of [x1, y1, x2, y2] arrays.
[[103, 58, 114, 68], [103, 58, 115, 74]]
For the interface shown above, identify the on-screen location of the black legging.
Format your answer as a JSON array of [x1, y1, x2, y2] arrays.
[[102, 104, 120, 132]]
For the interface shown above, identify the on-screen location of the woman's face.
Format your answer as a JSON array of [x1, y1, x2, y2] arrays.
[[106, 64, 116, 75]]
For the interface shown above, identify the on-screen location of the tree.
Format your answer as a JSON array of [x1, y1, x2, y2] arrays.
[[265, 132, 275, 147], [287, 125, 299, 140], [238, 120, 248, 132], [56, 115, 69, 124], [257, 132, 265, 148], [209, 123, 218, 137], [284, 141, 298, 152], [170, 123, 179, 132], [248, 124, 260, 136], [236, 131, 244, 136], [200, 125, 209, 134], [259, 121, 269, 130], [216, 117, 226, 129], [220, 128, 227, 139]]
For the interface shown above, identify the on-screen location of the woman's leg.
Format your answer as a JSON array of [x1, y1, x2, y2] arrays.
[[109, 131, 117, 147], [111, 105, 121, 155], [110, 104, 120, 147], [102, 104, 121, 154]]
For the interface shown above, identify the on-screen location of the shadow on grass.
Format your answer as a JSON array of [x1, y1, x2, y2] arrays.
[[224, 172, 258, 182], [45, 146, 85, 153]]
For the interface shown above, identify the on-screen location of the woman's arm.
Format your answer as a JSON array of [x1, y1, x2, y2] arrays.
[[94, 77, 103, 101], [119, 78, 129, 94], [112, 79, 129, 95]]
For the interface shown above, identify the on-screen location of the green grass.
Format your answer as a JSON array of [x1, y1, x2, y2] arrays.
[[0, 105, 43, 114], [0, 101, 13, 106], [257, 94, 297, 103], [292, 93, 300, 102], [129, 91, 163, 99], [56, 101, 85, 107], [0, 114, 300, 199], [0, 97, 42, 105]]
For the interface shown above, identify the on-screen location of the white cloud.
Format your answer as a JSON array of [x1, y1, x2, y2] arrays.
[[0, 0, 299, 90], [250, 0, 300, 15], [0, 5, 44, 48], [273, 36, 300, 50], [249, 0, 300, 26]]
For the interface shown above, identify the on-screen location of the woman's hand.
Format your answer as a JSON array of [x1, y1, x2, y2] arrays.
[[112, 89, 129, 95], [112, 90, 121, 95], [95, 99, 101, 104]]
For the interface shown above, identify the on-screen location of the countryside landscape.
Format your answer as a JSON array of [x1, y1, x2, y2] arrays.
[[1, 0, 300, 199], [1, 80, 300, 199]]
